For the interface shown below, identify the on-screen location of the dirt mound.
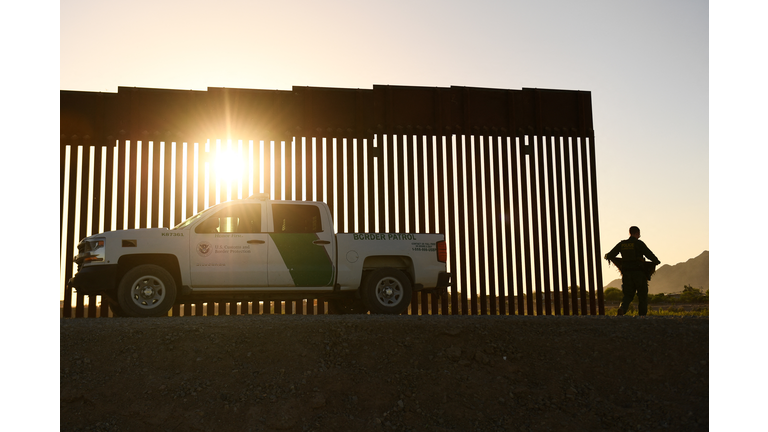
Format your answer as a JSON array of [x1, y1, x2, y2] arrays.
[[61, 314, 708, 431]]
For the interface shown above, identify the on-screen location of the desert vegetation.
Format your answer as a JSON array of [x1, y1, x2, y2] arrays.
[[602, 284, 709, 317]]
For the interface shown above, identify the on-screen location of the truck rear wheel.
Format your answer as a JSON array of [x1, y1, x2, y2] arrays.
[[117, 265, 176, 317], [362, 268, 412, 314]]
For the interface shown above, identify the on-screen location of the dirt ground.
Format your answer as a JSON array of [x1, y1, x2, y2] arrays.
[[60, 314, 709, 432]]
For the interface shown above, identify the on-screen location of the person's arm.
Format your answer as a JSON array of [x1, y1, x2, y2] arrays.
[[604, 242, 622, 260], [639, 241, 661, 265]]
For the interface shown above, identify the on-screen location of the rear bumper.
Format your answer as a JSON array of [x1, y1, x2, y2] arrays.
[[417, 271, 452, 296], [67, 264, 118, 296]]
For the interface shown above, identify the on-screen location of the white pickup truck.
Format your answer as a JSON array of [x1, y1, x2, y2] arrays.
[[68, 194, 451, 317]]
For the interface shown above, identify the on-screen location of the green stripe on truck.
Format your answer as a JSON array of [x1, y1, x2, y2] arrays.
[[269, 233, 334, 286]]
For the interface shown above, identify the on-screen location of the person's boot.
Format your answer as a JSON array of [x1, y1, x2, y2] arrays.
[[617, 308, 625, 316]]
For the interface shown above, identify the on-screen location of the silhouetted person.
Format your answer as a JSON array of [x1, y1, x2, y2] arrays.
[[604, 226, 660, 316]]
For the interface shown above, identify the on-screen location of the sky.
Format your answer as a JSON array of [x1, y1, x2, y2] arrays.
[[7, 0, 766, 428], [58, 0, 709, 289]]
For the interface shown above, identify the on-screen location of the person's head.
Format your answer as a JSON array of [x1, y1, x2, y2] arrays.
[[629, 226, 640, 238]]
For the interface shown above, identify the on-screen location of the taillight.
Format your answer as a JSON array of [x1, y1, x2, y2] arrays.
[[437, 241, 447, 263]]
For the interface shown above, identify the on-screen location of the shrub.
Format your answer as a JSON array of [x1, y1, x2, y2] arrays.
[[603, 287, 623, 301], [681, 285, 706, 302]]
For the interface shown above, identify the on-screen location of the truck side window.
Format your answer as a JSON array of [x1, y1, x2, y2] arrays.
[[271, 204, 322, 233], [195, 204, 262, 234]]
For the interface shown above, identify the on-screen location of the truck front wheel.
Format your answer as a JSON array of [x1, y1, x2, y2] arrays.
[[362, 268, 412, 314], [117, 265, 176, 317]]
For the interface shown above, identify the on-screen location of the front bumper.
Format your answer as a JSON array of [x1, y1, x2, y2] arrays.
[[67, 264, 118, 296]]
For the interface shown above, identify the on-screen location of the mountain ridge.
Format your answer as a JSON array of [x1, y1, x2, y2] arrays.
[[604, 250, 709, 295]]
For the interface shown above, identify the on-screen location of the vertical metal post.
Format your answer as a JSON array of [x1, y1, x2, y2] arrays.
[[185, 142, 195, 219], [426, 135, 439, 314], [336, 137, 346, 233], [353, 137, 364, 232], [207, 142, 217, 208], [127, 138, 138, 230], [511, 136, 525, 315], [75, 144, 91, 318], [572, 137, 588, 315], [88, 144, 103, 318], [563, 137, 579, 314], [499, 137, 513, 315], [104, 140, 114, 233], [442, 135, 457, 315], [397, 135, 407, 233], [263, 139, 272, 202], [355, 136, 366, 233], [274, 139, 283, 200], [366, 137, 377, 233], [536, 135, 551, 314], [426, 135, 437, 234], [172, 141, 183, 226], [386, 135, 396, 232], [472, 135, 486, 315], [60, 141, 67, 245], [519, 137, 533, 315], [160, 140, 172, 227], [579, 136, 596, 314], [315, 138, 325, 205], [91, 144, 103, 239], [375, 135, 386, 233], [456, 135, 469, 315], [285, 138, 294, 201], [484, 135, 499, 315], [491, 136, 506, 315], [555, 136, 572, 315], [139, 139, 151, 228], [545, 135, 562, 315], [325, 138, 335, 230], [587, 136, 605, 314], [149, 140, 161, 227], [304, 137, 313, 202]]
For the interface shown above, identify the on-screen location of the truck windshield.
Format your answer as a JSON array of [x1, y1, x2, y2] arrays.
[[172, 207, 217, 230]]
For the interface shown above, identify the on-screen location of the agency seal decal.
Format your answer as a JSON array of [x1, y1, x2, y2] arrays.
[[197, 241, 213, 257]]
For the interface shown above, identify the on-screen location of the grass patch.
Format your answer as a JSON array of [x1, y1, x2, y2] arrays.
[[605, 306, 709, 317]]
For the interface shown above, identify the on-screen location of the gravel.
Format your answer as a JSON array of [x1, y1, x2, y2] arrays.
[[61, 314, 709, 431]]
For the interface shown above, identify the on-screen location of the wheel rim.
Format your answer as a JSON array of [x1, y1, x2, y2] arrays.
[[130, 275, 166, 309], [374, 277, 404, 307]]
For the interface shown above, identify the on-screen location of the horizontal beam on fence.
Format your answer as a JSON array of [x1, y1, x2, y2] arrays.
[[61, 86, 593, 144]]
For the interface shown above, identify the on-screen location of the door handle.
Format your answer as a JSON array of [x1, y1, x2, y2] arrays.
[[247, 240, 266, 244], [312, 240, 331, 245]]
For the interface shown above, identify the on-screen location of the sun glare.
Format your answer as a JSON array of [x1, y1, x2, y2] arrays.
[[213, 149, 246, 183]]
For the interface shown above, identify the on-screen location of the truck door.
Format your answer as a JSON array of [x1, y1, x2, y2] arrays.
[[189, 203, 269, 287], [267, 203, 335, 287]]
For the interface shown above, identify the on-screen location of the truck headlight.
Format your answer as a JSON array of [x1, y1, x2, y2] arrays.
[[74, 238, 106, 265]]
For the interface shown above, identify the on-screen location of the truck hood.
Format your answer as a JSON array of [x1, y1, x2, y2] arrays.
[[83, 228, 175, 241]]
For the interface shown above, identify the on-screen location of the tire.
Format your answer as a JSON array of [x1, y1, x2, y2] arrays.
[[117, 265, 176, 317], [361, 268, 412, 315], [328, 297, 369, 315]]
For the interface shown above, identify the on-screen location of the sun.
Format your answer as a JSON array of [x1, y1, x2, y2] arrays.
[[213, 148, 246, 183]]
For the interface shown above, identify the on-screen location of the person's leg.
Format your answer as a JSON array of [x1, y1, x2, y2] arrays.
[[618, 277, 637, 315], [635, 274, 649, 316]]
